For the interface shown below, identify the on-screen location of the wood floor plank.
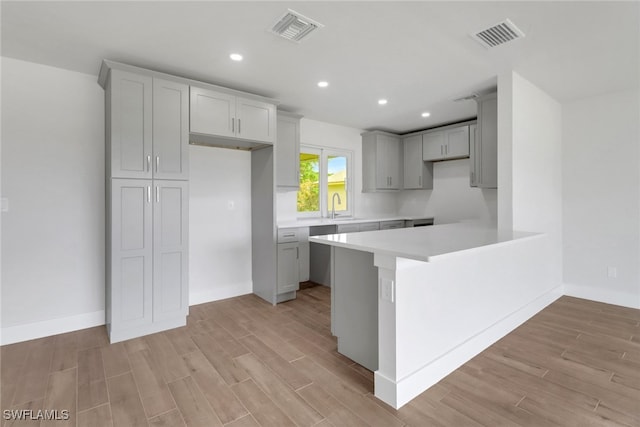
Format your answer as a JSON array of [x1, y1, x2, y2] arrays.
[[3, 399, 43, 427], [76, 326, 109, 350], [180, 350, 248, 424], [144, 333, 191, 383], [191, 333, 249, 385], [230, 379, 297, 427], [236, 353, 323, 427], [77, 346, 109, 411], [106, 372, 148, 427], [243, 320, 305, 362], [289, 336, 373, 394], [164, 327, 198, 356], [239, 334, 312, 390], [77, 404, 113, 427], [198, 319, 250, 358], [297, 383, 369, 427], [0, 341, 30, 409], [11, 336, 54, 406], [168, 376, 222, 427], [148, 409, 186, 427], [49, 331, 79, 372], [40, 368, 77, 427], [291, 355, 404, 427], [223, 414, 260, 427], [128, 349, 176, 418], [101, 342, 131, 378], [124, 337, 150, 355]]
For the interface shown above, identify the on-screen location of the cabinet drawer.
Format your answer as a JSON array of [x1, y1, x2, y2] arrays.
[[380, 220, 405, 230], [337, 223, 360, 233], [359, 222, 380, 232], [278, 228, 299, 243]]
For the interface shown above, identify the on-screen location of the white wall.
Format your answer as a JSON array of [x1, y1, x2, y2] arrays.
[[1, 58, 106, 341], [396, 159, 497, 225], [563, 90, 640, 308], [498, 71, 564, 286], [189, 145, 253, 304], [277, 118, 397, 221]]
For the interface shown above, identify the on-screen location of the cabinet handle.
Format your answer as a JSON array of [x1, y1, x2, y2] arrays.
[[147, 155, 151, 172], [147, 186, 151, 203], [440, 145, 443, 155], [445, 145, 448, 155], [155, 156, 159, 173], [156, 186, 160, 203], [296, 246, 299, 259], [231, 118, 235, 133], [238, 119, 241, 134], [390, 176, 392, 186]]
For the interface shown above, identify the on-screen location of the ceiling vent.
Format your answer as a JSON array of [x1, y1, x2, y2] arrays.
[[453, 93, 479, 102], [271, 9, 324, 43], [471, 19, 525, 48]]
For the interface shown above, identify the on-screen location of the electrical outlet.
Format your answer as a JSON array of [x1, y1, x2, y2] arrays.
[[227, 200, 235, 210], [607, 266, 617, 279], [380, 278, 394, 302]]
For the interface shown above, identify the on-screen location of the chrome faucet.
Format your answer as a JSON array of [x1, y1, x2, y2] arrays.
[[331, 193, 342, 219]]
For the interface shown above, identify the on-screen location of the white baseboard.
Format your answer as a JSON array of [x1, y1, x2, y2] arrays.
[[0, 310, 105, 346], [189, 281, 253, 306], [563, 283, 640, 309], [376, 285, 563, 409]]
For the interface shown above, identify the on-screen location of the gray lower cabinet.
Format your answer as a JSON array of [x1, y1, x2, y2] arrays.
[[277, 242, 299, 294], [380, 220, 405, 230], [108, 179, 189, 342]]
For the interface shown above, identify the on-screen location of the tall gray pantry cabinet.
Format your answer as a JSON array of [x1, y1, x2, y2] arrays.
[[101, 64, 189, 343]]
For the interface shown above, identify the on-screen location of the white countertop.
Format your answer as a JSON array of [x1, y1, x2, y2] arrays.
[[278, 216, 432, 228], [308, 222, 541, 262]]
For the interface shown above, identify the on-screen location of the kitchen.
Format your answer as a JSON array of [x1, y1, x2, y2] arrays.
[[1, 1, 639, 426]]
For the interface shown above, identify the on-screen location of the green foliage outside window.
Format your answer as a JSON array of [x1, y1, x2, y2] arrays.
[[297, 154, 320, 212]]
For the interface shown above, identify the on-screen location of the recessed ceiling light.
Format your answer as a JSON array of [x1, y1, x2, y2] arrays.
[[230, 53, 243, 61], [317, 81, 329, 88], [378, 99, 388, 105], [421, 112, 431, 117]]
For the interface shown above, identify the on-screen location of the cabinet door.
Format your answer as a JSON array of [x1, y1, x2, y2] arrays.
[[387, 136, 402, 189], [336, 223, 360, 233], [111, 179, 153, 330], [358, 222, 380, 232], [236, 97, 277, 143], [153, 181, 189, 322], [189, 87, 236, 138], [469, 124, 479, 187], [380, 220, 405, 230], [444, 126, 469, 159], [375, 134, 401, 189], [477, 94, 498, 188], [403, 135, 423, 189], [109, 70, 153, 179], [276, 114, 300, 188], [153, 79, 189, 180], [422, 131, 444, 161], [277, 242, 299, 294]]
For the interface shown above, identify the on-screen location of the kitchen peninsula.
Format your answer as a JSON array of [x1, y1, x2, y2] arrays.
[[309, 222, 562, 409]]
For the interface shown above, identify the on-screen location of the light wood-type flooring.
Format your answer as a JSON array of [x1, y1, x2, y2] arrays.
[[2, 283, 639, 426]]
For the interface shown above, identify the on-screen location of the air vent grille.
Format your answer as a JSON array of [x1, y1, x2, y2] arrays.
[[472, 19, 525, 48], [271, 9, 323, 43]]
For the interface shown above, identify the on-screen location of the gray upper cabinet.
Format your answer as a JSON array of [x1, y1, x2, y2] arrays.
[[473, 92, 498, 188], [190, 86, 277, 144], [153, 180, 189, 322], [403, 134, 433, 190], [423, 125, 470, 161], [276, 112, 302, 189], [107, 70, 188, 180], [153, 79, 189, 180], [108, 70, 153, 179], [362, 131, 402, 192]]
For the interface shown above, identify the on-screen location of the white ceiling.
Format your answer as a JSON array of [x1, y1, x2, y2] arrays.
[[2, 1, 638, 133]]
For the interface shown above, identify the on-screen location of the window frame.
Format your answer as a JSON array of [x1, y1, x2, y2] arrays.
[[297, 144, 354, 219]]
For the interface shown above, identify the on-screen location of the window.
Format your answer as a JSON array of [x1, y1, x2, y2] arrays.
[[297, 146, 353, 217]]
